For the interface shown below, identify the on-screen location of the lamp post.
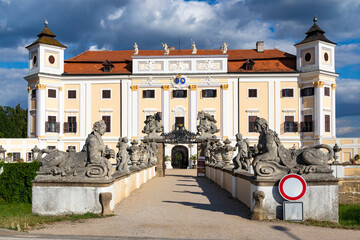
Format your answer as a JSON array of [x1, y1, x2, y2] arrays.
[[333, 143, 342, 164]]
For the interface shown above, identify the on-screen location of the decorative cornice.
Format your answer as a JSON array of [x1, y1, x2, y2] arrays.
[[35, 84, 46, 90], [313, 81, 324, 88], [189, 85, 197, 91], [162, 85, 170, 91], [331, 84, 337, 90], [222, 84, 229, 90], [130, 85, 138, 91]]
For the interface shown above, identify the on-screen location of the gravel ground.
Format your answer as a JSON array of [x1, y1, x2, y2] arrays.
[[2, 169, 358, 240]]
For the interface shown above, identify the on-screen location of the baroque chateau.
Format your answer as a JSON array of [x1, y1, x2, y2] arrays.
[[1, 18, 359, 167]]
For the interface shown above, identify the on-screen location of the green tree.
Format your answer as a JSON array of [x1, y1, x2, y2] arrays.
[[0, 104, 27, 138]]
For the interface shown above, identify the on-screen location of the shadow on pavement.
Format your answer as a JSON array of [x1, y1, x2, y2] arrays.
[[271, 225, 301, 240], [164, 174, 251, 219]]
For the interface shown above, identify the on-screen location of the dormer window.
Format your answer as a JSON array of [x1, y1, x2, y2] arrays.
[[102, 60, 114, 72], [244, 59, 255, 71]]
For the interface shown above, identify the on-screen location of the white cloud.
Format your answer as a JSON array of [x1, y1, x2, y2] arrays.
[[336, 43, 360, 68], [0, 0, 10, 5], [336, 115, 360, 137], [108, 8, 125, 21], [336, 78, 360, 104], [0, 68, 28, 107], [88, 45, 108, 51]]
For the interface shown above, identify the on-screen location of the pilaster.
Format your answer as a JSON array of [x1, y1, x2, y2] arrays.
[[313, 81, 324, 137], [331, 84, 337, 137], [58, 86, 64, 138], [27, 87, 31, 137], [221, 84, 231, 138], [35, 84, 46, 138], [131, 85, 139, 138], [189, 85, 197, 133], [162, 85, 170, 133], [80, 83, 86, 138], [121, 80, 130, 137]]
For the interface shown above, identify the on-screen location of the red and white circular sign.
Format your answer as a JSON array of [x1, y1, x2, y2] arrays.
[[278, 174, 307, 201]]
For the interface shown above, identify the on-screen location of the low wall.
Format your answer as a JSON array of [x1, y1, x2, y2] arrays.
[[32, 166, 156, 215], [206, 165, 339, 222]]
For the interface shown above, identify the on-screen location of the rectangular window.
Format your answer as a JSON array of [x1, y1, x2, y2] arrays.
[[142, 90, 155, 98], [301, 115, 313, 132], [248, 115, 257, 132], [324, 87, 330, 96], [68, 90, 76, 99], [202, 89, 217, 98], [301, 87, 314, 97], [175, 117, 185, 129], [26, 152, 33, 162], [102, 115, 111, 132], [282, 89, 294, 97], [173, 90, 187, 98], [47, 146, 56, 150], [31, 89, 36, 99], [325, 115, 330, 132], [13, 152, 21, 162], [284, 116, 297, 132], [248, 89, 257, 98], [65, 116, 77, 133], [46, 116, 58, 133], [48, 89, 56, 98], [102, 89, 111, 99]]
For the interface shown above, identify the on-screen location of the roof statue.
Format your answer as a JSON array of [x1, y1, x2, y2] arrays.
[[134, 42, 139, 55], [162, 42, 170, 55], [251, 117, 335, 180], [221, 42, 228, 54], [192, 41, 197, 55]]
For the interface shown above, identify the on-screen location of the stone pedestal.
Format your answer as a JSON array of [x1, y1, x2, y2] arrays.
[[156, 141, 165, 177]]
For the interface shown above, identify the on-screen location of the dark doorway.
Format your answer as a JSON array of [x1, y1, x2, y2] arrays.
[[171, 145, 188, 169]]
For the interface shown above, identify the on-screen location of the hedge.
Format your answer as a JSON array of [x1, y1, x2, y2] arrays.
[[0, 161, 41, 203]]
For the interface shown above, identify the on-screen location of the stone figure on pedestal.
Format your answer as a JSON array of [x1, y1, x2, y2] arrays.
[[233, 133, 251, 172], [148, 139, 159, 165], [197, 110, 220, 140], [252, 117, 334, 180], [128, 139, 140, 171], [116, 137, 130, 174], [214, 141, 224, 168], [222, 138, 236, 167], [33, 120, 114, 181], [142, 112, 164, 139]]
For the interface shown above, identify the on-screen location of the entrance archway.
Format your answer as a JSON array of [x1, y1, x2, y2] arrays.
[[171, 145, 189, 169]]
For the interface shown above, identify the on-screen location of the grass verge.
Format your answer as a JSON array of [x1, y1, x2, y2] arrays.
[[296, 204, 360, 230], [0, 199, 105, 231]]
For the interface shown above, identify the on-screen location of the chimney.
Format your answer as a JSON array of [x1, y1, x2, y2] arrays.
[[256, 41, 264, 53]]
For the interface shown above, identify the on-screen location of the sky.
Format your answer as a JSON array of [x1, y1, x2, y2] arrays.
[[0, 0, 359, 137]]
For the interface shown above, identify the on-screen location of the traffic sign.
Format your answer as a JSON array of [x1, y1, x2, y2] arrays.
[[278, 174, 307, 201]]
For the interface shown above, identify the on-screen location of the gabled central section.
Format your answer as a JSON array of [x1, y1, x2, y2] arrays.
[[132, 55, 228, 74]]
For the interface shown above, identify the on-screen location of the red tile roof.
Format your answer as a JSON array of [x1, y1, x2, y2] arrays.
[[64, 49, 296, 74]]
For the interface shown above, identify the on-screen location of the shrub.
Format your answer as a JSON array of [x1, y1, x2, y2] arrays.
[[0, 161, 41, 203]]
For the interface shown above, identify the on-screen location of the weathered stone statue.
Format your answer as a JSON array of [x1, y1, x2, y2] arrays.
[[128, 139, 140, 171], [115, 137, 130, 174], [148, 139, 158, 165], [252, 117, 334, 180], [197, 110, 219, 139], [214, 141, 224, 168], [138, 142, 148, 168], [222, 138, 236, 167], [142, 112, 164, 139], [233, 133, 251, 172], [34, 120, 114, 181], [162, 42, 170, 55]]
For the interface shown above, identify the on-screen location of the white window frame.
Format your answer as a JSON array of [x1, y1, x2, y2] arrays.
[[324, 86, 331, 97], [201, 88, 217, 99], [247, 88, 258, 99], [101, 113, 113, 134], [101, 88, 112, 100], [284, 113, 296, 134], [66, 115, 77, 134], [142, 88, 156, 99], [67, 89, 77, 100], [47, 88, 57, 99], [282, 88, 295, 98]]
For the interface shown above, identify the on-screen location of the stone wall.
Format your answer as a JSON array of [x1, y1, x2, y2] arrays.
[[338, 179, 360, 204], [32, 166, 156, 215]]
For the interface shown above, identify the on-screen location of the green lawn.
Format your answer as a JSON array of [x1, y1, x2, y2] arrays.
[[339, 204, 360, 228], [0, 199, 104, 231]]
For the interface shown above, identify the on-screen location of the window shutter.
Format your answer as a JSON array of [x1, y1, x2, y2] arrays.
[[300, 122, 304, 132], [300, 89, 304, 97], [55, 122, 60, 133], [45, 122, 49, 132], [143, 90, 146, 98], [202, 90, 205, 97], [294, 122, 298, 132], [289, 89, 294, 97], [64, 122, 69, 133], [172, 90, 175, 98], [214, 90, 217, 98], [281, 89, 285, 97], [184, 90, 187, 98], [325, 115, 330, 132]]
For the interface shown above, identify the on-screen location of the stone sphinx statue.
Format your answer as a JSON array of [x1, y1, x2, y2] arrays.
[[197, 110, 220, 140], [34, 120, 115, 181], [142, 112, 164, 139], [116, 137, 130, 174], [233, 133, 251, 172], [252, 117, 334, 180]]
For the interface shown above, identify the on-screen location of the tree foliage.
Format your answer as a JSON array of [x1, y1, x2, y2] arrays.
[[0, 104, 27, 138]]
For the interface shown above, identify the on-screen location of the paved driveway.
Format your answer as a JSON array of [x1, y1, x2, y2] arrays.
[[1, 169, 359, 240]]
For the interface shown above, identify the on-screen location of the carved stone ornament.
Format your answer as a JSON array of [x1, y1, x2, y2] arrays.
[[34, 120, 114, 182], [197, 110, 220, 140], [142, 112, 164, 139], [232, 133, 251, 173], [251, 117, 335, 180], [115, 137, 130, 174], [222, 138, 236, 166]]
